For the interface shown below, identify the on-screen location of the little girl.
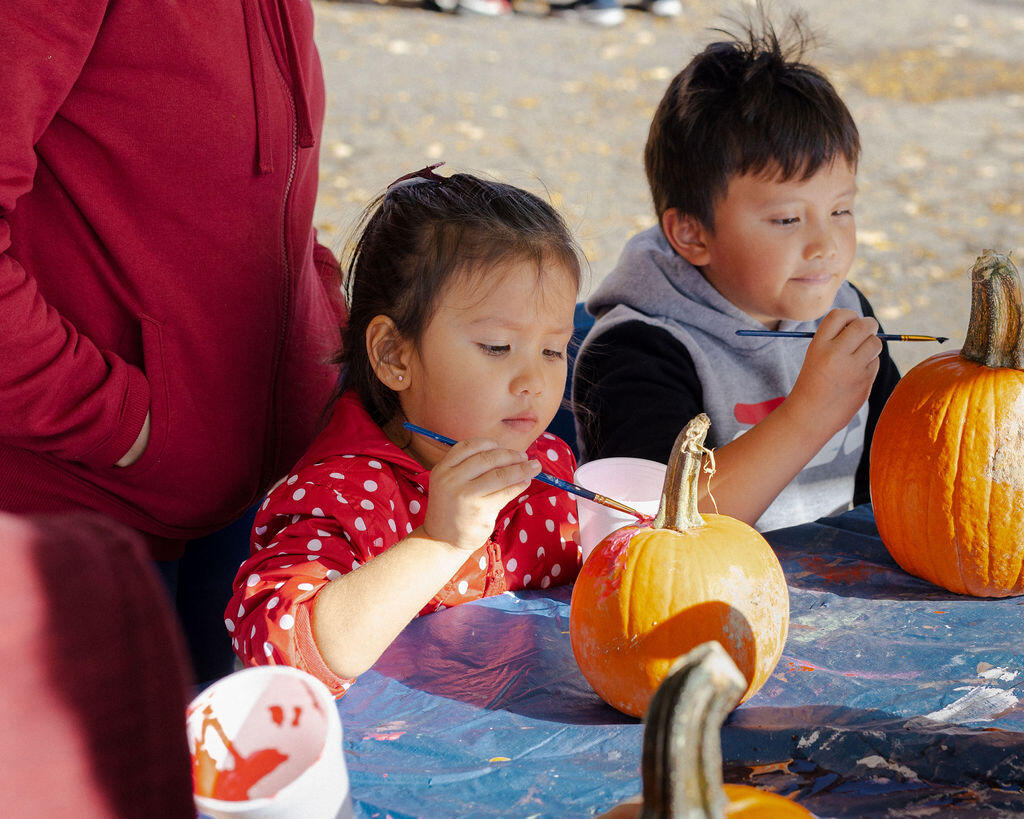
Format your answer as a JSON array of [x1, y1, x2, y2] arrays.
[[227, 166, 584, 697]]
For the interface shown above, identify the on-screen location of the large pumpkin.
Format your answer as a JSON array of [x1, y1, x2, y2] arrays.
[[599, 642, 813, 818], [870, 250, 1024, 597], [570, 414, 790, 718]]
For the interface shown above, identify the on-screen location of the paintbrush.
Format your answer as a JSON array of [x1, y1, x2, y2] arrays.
[[402, 421, 643, 518], [736, 330, 948, 343]]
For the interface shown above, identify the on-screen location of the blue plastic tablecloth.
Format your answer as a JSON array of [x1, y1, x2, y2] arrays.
[[337, 505, 1024, 817]]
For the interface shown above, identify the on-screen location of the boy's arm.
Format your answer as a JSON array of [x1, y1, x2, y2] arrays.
[[573, 321, 704, 463], [698, 309, 882, 525]]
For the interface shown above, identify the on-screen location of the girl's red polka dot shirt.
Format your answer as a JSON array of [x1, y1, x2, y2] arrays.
[[227, 391, 582, 697]]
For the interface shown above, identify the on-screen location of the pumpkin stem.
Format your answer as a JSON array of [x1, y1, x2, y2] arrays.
[[638, 641, 745, 819], [653, 413, 711, 532], [960, 250, 1024, 370]]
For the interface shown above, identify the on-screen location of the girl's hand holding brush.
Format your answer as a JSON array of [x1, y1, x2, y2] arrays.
[[424, 439, 541, 553]]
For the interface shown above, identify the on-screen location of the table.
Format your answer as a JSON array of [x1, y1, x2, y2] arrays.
[[336, 505, 1024, 817]]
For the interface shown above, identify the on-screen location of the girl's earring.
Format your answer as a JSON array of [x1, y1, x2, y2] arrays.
[[397, 375, 404, 382]]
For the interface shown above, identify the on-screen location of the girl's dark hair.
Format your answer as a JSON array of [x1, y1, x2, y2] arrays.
[[644, 8, 860, 231], [334, 172, 582, 427]]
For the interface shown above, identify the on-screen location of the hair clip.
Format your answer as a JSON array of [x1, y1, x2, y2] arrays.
[[386, 162, 447, 191]]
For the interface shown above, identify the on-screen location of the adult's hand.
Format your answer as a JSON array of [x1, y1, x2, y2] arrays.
[[115, 412, 151, 467]]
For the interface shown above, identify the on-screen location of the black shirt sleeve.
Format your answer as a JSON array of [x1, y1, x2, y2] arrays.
[[852, 285, 901, 504], [573, 321, 705, 464]]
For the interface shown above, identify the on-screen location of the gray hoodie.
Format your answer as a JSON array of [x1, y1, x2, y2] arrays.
[[576, 226, 868, 532]]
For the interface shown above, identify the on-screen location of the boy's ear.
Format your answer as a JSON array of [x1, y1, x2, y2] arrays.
[[365, 315, 411, 391], [661, 209, 711, 267]]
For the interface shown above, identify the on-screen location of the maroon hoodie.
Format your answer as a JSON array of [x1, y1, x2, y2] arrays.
[[0, 1, 342, 559]]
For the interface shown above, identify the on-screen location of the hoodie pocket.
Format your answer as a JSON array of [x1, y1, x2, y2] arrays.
[[116, 315, 169, 477]]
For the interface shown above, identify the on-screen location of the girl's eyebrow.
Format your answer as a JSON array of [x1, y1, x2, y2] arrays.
[[469, 316, 576, 335]]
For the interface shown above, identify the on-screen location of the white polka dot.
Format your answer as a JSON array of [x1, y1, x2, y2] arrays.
[[478, 555, 487, 570], [307, 538, 323, 551], [523, 574, 532, 585], [329, 472, 344, 479], [297, 582, 314, 592], [368, 460, 382, 469], [342, 454, 355, 459], [551, 564, 562, 577], [312, 507, 325, 517], [545, 519, 555, 532], [267, 596, 280, 610], [351, 560, 362, 569], [326, 570, 341, 581], [264, 642, 274, 657], [287, 475, 298, 485], [502, 517, 511, 529], [279, 614, 295, 630], [307, 555, 318, 561], [334, 493, 348, 504], [541, 576, 551, 588], [457, 580, 469, 595], [372, 537, 384, 548], [506, 558, 518, 572], [542, 432, 555, 440], [291, 514, 301, 524], [561, 537, 567, 550], [549, 496, 557, 506], [525, 502, 534, 515], [361, 499, 374, 510], [547, 449, 558, 461], [275, 582, 285, 590], [388, 519, 397, 532], [246, 573, 260, 587], [537, 546, 546, 558], [405, 522, 413, 534], [364, 480, 378, 492], [254, 525, 267, 536], [518, 529, 528, 543], [233, 638, 238, 649], [261, 497, 270, 510], [250, 625, 256, 638], [409, 500, 421, 514], [567, 512, 577, 525], [354, 517, 367, 531], [224, 618, 235, 632], [317, 529, 331, 537], [237, 603, 245, 617], [389, 499, 395, 510]]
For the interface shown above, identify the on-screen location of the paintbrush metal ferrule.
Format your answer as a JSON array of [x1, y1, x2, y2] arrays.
[[594, 493, 643, 517]]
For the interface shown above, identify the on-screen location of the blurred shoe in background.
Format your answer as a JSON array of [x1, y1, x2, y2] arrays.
[[551, 0, 625, 26], [638, 0, 681, 16]]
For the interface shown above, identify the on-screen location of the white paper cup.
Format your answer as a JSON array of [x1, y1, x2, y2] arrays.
[[574, 457, 667, 564], [186, 666, 353, 819]]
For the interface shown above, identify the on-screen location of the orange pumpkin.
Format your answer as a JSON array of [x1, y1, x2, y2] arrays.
[[598, 642, 814, 818], [570, 414, 790, 718], [870, 250, 1024, 597]]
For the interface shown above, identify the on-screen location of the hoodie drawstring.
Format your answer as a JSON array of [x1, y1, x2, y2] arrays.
[[240, 0, 315, 174], [241, 0, 273, 175], [277, 0, 314, 149]]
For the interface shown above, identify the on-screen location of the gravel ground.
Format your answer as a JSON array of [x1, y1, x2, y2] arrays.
[[312, 0, 1024, 374]]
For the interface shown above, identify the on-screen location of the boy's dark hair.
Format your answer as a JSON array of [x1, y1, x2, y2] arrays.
[[335, 171, 582, 428], [644, 8, 860, 230]]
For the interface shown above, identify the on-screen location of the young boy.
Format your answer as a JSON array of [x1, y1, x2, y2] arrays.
[[572, 14, 900, 532]]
